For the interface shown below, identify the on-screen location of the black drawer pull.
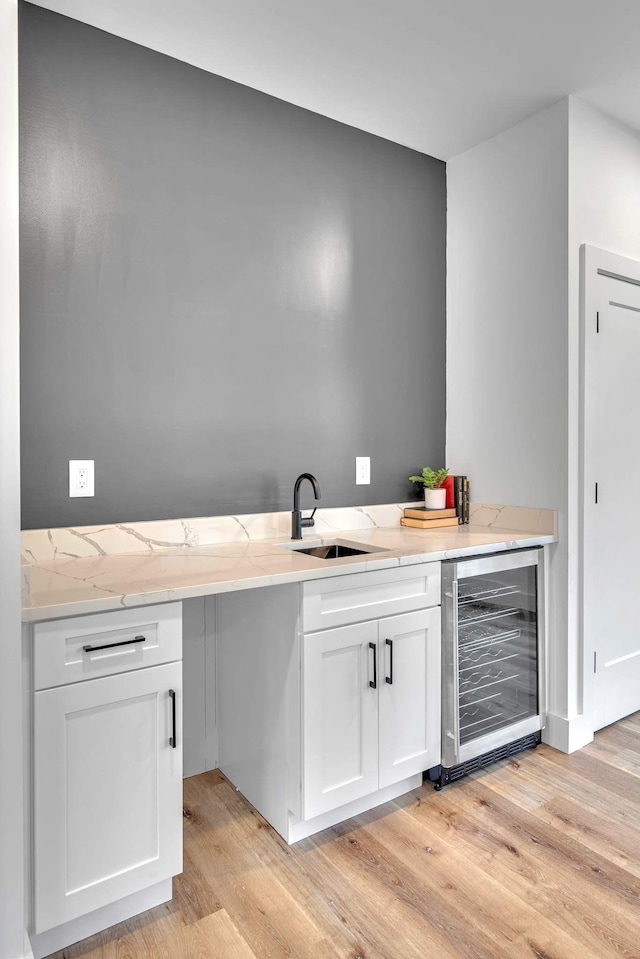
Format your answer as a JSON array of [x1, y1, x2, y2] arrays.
[[369, 641, 377, 689], [169, 689, 177, 748], [82, 634, 146, 653], [386, 638, 393, 684]]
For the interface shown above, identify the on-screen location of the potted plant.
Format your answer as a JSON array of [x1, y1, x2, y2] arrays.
[[408, 467, 449, 509]]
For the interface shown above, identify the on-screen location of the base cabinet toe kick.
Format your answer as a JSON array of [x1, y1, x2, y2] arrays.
[[216, 563, 443, 844], [27, 603, 183, 959]]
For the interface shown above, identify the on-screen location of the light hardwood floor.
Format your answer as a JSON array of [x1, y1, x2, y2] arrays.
[[50, 714, 640, 959]]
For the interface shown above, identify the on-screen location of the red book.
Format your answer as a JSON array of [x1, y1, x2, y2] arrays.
[[441, 475, 455, 509]]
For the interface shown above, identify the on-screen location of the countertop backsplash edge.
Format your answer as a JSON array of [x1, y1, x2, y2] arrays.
[[21, 502, 556, 564]]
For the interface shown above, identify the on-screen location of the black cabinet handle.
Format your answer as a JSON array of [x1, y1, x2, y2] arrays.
[[83, 634, 146, 653], [169, 689, 177, 748], [386, 638, 393, 684], [369, 641, 377, 689]]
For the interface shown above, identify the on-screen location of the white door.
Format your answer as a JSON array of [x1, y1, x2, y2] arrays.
[[378, 607, 441, 789], [302, 620, 379, 819], [584, 248, 640, 730], [34, 662, 183, 933]]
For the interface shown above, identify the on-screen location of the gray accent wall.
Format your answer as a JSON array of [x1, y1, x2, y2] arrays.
[[19, 2, 446, 530]]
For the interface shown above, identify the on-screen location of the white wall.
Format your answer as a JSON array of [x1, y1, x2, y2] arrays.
[[0, 1, 27, 958], [569, 98, 640, 260], [447, 99, 575, 745], [447, 98, 569, 505], [568, 97, 640, 739]]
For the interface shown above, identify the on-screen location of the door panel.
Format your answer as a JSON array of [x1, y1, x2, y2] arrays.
[[378, 607, 441, 788], [34, 662, 183, 933], [65, 692, 159, 892], [302, 620, 378, 819], [587, 268, 640, 729]]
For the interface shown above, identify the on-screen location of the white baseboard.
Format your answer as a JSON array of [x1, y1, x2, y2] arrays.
[[29, 879, 172, 959], [543, 712, 594, 753]]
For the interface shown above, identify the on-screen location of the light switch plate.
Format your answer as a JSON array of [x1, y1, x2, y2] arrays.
[[355, 456, 370, 485], [69, 460, 95, 497]]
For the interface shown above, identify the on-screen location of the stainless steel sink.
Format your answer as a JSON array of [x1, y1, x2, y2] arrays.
[[294, 544, 371, 559], [286, 539, 387, 560]]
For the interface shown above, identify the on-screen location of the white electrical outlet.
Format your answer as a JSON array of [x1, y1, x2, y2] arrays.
[[355, 456, 370, 485], [69, 460, 95, 497]]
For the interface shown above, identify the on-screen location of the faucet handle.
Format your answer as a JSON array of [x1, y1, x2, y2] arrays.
[[300, 508, 317, 529]]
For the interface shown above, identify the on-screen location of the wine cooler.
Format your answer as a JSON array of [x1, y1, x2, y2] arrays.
[[432, 548, 545, 789]]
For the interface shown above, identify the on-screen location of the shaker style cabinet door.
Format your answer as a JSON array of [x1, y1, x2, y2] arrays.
[[34, 662, 183, 934], [377, 607, 441, 789], [303, 620, 379, 819]]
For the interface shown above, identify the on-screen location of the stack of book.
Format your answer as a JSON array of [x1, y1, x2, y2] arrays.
[[402, 475, 470, 529], [400, 506, 459, 529], [453, 475, 470, 524]]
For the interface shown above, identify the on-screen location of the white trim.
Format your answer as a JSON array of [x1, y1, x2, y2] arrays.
[[0, 3, 25, 959], [543, 711, 594, 754]]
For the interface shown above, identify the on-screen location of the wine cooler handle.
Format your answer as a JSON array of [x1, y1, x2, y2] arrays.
[[452, 580, 461, 755], [369, 642, 377, 689], [385, 638, 393, 684]]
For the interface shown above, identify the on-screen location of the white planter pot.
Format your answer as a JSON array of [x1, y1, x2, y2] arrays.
[[423, 488, 447, 509]]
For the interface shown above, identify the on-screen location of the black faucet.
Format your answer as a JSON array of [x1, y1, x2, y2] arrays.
[[291, 473, 321, 539]]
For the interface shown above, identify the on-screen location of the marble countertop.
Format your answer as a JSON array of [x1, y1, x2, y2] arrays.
[[22, 519, 556, 622]]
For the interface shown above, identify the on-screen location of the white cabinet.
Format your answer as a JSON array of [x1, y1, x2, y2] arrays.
[[32, 603, 183, 936], [217, 564, 442, 843], [303, 607, 440, 819]]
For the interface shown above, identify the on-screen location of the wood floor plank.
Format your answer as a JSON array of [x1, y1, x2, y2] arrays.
[[186, 773, 416, 959], [540, 741, 640, 805], [353, 801, 605, 959], [45, 717, 640, 959], [300, 821, 462, 959], [409, 772, 640, 958], [171, 848, 223, 926], [485, 755, 640, 881], [320, 815, 541, 959], [159, 909, 259, 959], [184, 782, 326, 957]]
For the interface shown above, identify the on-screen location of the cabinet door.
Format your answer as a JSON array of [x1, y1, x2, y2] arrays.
[[378, 607, 441, 789], [34, 662, 183, 933], [303, 620, 378, 820]]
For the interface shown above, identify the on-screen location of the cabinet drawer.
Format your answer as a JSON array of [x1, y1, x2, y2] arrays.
[[302, 563, 441, 632], [33, 602, 182, 690]]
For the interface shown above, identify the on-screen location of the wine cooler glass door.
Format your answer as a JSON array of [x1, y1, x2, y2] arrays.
[[442, 549, 543, 767]]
